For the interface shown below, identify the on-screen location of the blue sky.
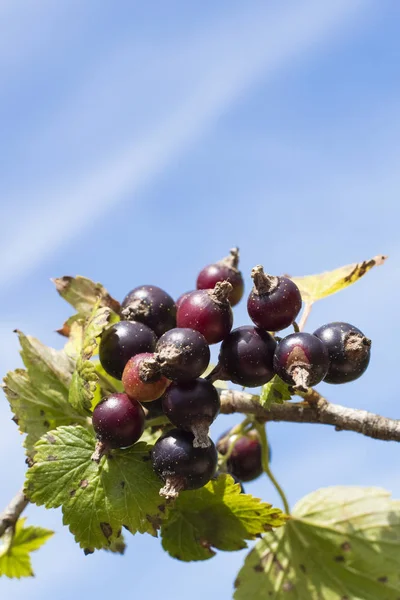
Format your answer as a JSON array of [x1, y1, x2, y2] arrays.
[[0, 1, 399, 598]]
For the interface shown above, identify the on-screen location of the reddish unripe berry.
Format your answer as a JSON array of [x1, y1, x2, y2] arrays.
[[177, 281, 233, 344], [217, 429, 263, 482], [196, 247, 244, 306], [92, 393, 145, 449], [121, 285, 176, 337], [162, 378, 220, 447], [273, 332, 329, 389], [122, 353, 170, 402], [247, 265, 302, 332], [176, 291, 192, 310]]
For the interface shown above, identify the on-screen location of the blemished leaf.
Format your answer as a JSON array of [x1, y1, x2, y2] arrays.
[[53, 275, 120, 318], [161, 474, 287, 562], [68, 304, 111, 414], [259, 375, 292, 409], [234, 486, 400, 600], [2, 333, 86, 456], [0, 518, 53, 578], [25, 426, 166, 552], [290, 254, 387, 303]]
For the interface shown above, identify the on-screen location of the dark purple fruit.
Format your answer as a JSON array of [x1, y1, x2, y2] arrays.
[[176, 291, 192, 310], [247, 265, 302, 332], [196, 247, 244, 307], [212, 326, 276, 387], [92, 393, 145, 448], [176, 281, 233, 344], [122, 353, 170, 402], [145, 328, 210, 382], [162, 379, 220, 447], [151, 428, 218, 498], [144, 396, 164, 418], [217, 429, 263, 482], [273, 332, 329, 389], [313, 322, 371, 384], [99, 321, 157, 379], [121, 285, 176, 337]]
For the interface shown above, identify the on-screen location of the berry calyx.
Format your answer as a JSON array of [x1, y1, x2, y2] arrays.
[[217, 429, 263, 482], [99, 321, 157, 380], [247, 265, 302, 332], [92, 393, 145, 450], [313, 322, 371, 384], [210, 326, 276, 387], [273, 332, 329, 389], [151, 428, 218, 498], [122, 353, 170, 402], [162, 379, 220, 447], [196, 247, 244, 306], [142, 328, 210, 382], [176, 281, 233, 344], [121, 285, 176, 337]]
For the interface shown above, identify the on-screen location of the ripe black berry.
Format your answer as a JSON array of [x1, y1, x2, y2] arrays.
[[122, 353, 170, 402], [92, 393, 145, 449], [176, 281, 233, 344], [313, 322, 371, 384], [162, 379, 220, 447], [99, 321, 157, 379], [143, 328, 210, 382], [211, 326, 276, 387], [247, 265, 302, 332], [217, 429, 263, 482], [196, 247, 244, 307], [121, 285, 176, 337], [273, 332, 329, 389], [151, 428, 218, 498]]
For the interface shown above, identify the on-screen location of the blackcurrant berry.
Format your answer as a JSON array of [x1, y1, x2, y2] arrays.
[[211, 326, 276, 387], [196, 247, 244, 307], [217, 429, 263, 482], [151, 428, 218, 498], [99, 321, 157, 380], [121, 285, 176, 337], [176, 281, 233, 344], [247, 265, 302, 332], [273, 332, 329, 389], [313, 322, 371, 384], [92, 393, 145, 449], [176, 291, 192, 310], [142, 328, 210, 382], [144, 396, 164, 418], [162, 379, 220, 447], [122, 353, 170, 402]]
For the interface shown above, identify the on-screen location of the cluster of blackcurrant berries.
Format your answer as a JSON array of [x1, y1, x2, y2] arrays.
[[92, 248, 371, 498]]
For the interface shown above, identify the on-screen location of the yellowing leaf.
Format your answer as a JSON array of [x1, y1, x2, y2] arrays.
[[0, 518, 53, 578], [235, 485, 400, 600], [53, 275, 120, 317], [291, 255, 387, 303]]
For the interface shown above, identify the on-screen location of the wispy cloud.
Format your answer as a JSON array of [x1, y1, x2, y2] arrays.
[[0, 0, 369, 287]]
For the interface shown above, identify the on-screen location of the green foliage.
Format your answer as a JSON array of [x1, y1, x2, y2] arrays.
[[259, 375, 292, 409], [291, 254, 387, 303], [2, 332, 87, 456], [161, 474, 287, 562], [234, 486, 400, 599], [25, 426, 166, 552], [53, 275, 120, 318], [0, 518, 53, 578]]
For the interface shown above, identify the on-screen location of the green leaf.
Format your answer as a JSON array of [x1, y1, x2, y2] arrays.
[[290, 254, 387, 303], [0, 518, 53, 578], [53, 275, 120, 317], [93, 361, 124, 394], [234, 486, 400, 599], [2, 333, 86, 456], [25, 426, 166, 552], [68, 304, 111, 414], [161, 474, 287, 562], [259, 375, 292, 409]]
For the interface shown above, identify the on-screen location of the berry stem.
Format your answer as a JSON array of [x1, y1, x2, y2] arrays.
[[298, 302, 313, 332], [255, 422, 290, 515], [251, 265, 279, 295]]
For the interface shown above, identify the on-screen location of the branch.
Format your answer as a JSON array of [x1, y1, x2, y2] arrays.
[[219, 389, 400, 442], [0, 488, 29, 537]]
